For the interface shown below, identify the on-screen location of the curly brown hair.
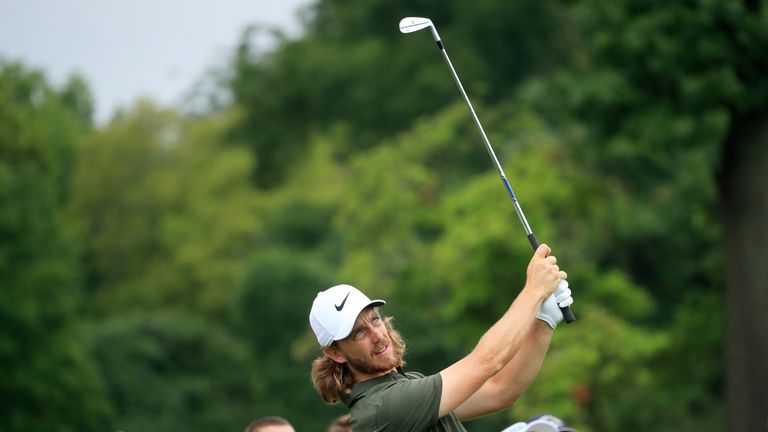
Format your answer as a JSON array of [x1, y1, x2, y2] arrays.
[[311, 315, 406, 404]]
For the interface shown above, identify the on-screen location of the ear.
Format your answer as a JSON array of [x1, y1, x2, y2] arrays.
[[323, 345, 347, 364]]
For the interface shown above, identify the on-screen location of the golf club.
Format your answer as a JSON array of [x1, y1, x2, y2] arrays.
[[399, 16, 575, 323]]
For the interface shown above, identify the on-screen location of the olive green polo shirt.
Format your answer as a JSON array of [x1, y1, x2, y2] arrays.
[[344, 369, 467, 432]]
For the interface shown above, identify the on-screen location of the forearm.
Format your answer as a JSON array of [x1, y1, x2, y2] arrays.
[[440, 245, 563, 417], [471, 287, 547, 375], [452, 308, 552, 419], [487, 319, 553, 403]]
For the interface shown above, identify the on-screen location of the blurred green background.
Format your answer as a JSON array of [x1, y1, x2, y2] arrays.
[[2, 0, 767, 431]]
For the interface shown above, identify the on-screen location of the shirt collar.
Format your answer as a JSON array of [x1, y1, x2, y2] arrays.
[[344, 367, 407, 408]]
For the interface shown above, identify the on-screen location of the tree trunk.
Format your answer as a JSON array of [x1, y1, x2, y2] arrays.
[[721, 111, 768, 432]]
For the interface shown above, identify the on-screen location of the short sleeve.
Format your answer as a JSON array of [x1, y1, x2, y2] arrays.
[[375, 373, 443, 431]]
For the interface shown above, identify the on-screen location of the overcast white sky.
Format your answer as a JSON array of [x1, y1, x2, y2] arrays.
[[0, 0, 312, 123]]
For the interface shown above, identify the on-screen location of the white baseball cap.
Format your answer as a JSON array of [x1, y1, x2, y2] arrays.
[[309, 284, 386, 347]]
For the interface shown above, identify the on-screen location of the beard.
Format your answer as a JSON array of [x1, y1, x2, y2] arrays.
[[344, 343, 401, 376]]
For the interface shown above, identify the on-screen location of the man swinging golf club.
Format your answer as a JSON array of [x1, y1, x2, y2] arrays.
[[309, 244, 573, 431]]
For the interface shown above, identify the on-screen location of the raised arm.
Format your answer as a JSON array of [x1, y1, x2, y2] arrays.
[[453, 319, 553, 419], [437, 244, 565, 417]]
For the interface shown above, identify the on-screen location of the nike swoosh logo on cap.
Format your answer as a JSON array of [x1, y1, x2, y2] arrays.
[[335, 291, 351, 311]]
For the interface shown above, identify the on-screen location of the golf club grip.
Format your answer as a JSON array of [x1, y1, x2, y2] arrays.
[[527, 233, 576, 323]]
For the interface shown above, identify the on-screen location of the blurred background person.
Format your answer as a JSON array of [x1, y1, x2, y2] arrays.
[[244, 416, 296, 432], [327, 414, 351, 432]]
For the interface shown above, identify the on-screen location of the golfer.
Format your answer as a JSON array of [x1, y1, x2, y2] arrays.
[[309, 244, 574, 431]]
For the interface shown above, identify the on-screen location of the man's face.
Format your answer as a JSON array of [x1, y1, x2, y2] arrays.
[[333, 307, 400, 377]]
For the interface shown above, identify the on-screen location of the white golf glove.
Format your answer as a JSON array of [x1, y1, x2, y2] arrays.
[[501, 420, 560, 432], [500, 414, 576, 432], [536, 279, 573, 330]]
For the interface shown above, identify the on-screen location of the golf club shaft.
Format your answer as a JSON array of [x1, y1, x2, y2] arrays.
[[435, 40, 576, 323]]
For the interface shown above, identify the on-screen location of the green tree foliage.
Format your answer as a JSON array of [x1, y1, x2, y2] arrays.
[[226, 0, 753, 428], [330, 103, 666, 432], [87, 312, 257, 432], [6, 0, 764, 429], [69, 102, 261, 317], [257, 137, 349, 254], [520, 1, 767, 428], [229, 0, 570, 187], [0, 62, 110, 431], [526, 0, 742, 309], [230, 249, 338, 430]]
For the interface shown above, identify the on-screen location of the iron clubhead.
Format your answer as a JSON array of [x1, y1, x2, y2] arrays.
[[398, 17, 433, 34]]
